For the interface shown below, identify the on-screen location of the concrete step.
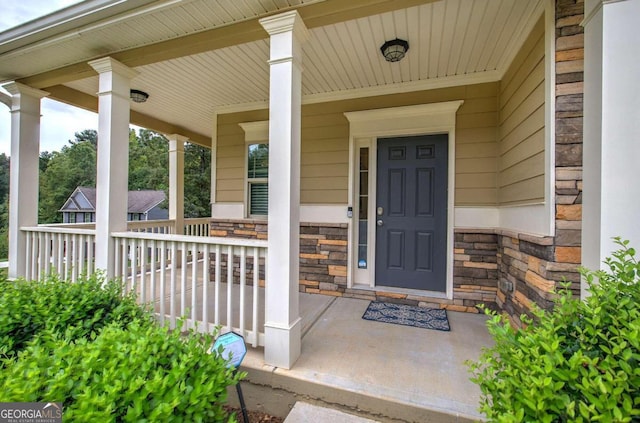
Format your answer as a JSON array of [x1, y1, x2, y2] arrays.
[[284, 402, 380, 423], [227, 358, 480, 423]]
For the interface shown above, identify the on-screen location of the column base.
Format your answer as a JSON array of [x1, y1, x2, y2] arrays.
[[264, 317, 301, 369]]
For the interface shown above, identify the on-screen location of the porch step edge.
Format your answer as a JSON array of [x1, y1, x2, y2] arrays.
[[231, 361, 484, 423], [284, 402, 380, 423]]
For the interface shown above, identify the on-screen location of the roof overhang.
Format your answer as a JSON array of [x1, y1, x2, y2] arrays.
[[0, 0, 545, 148]]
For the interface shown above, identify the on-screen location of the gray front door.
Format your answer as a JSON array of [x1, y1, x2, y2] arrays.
[[375, 135, 448, 292]]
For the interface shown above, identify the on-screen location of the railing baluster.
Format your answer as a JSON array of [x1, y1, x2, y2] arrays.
[[214, 244, 221, 327], [63, 233, 70, 279], [121, 237, 128, 284], [78, 234, 85, 278], [25, 231, 32, 280], [159, 240, 166, 325], [191, 242, 197, 325], [43, 232, 51, 277], [57, 234, 64, 278], [150, 239, 157, 306], [227, 244, 233, 332], [131, 238, 139, 294], [139, 239, 146, 304], [181, 242, 187, 320], [240, 246, 246, 339], [252, 246, 259, 347], [37, 232, 44, 281], [202, 244, 210, 332], [71, 234, 79, 283], [88, 238, 94, 275], [170, 241, 177, 329]]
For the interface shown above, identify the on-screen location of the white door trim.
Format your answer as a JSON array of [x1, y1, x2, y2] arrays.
[[345, 101, 464, 299]]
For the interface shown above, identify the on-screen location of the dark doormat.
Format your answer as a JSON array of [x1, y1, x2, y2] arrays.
[[362, 301, 450, 331]]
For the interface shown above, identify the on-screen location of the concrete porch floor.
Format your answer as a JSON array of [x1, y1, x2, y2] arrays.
[[137, 264, 491, 421], [236, 295, 492, 423]]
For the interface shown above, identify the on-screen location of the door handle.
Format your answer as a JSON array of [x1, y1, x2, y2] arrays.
[[377, 219, 384, 227]]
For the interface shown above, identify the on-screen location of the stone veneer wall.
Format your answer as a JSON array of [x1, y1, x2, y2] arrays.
[[495, 0, 584, 326], [210, 219, 499, 313], [342, 229, 499, 313], [209, 219, 348, 291]]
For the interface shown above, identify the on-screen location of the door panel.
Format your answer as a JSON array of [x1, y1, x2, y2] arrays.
[[375, 135, 448, 291]]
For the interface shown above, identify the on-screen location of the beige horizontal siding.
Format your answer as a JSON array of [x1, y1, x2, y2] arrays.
[[215, 82, 499, 207], [498, 15, 546, 206], [498, 175, 545, 204]]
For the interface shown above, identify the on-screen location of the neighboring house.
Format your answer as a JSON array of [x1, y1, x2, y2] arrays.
[[59, 187, 168, 223], [1, 0, 639, 369]]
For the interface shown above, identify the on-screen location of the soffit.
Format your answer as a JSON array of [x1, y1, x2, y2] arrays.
[[11, 0, 544, 146], [0, 0, 324, 82]]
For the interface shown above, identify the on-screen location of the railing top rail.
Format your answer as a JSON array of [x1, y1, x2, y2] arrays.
[[127, 219, 176, 227], [184, 217, 210, 223], [111, 231, 268, 248], [21, 226, 96, 235], [38, 222, 96, 229]]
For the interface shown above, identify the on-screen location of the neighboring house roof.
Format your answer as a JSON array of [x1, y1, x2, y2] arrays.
[[59, 187, 166, 214]]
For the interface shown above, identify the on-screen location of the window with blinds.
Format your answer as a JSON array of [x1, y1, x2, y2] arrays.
[[247, 143, 269, 216]]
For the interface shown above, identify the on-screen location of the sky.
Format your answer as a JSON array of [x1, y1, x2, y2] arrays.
[[0, 0, 99, 156]]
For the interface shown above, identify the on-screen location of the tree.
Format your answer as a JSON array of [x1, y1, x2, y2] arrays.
[[184, 143, 211, 218], [39, 133, 97, 223], [128, 129, 169, 191], [0, 153, 9, 204], [69, 129, 98, 147], [19, 127, 210, 225]]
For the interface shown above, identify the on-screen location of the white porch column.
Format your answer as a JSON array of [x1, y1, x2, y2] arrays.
[[582, 0, 640, 296], [3, 82, 48, 279], [260, 11, 309, 369], [88, 57, 137, 279], [168, 134, 186, 235]]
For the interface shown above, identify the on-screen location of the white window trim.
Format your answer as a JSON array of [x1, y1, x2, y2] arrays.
[[239, 121, 269, 219], [345, 101, 464, 300]]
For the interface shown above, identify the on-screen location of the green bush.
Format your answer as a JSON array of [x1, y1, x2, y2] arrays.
[[468, 238, 640, 422], [0, 275, 241, 421], [0, 320, 240, 422], [0, 274, 147, 361]]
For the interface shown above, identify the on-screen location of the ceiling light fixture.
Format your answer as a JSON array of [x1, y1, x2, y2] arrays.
[[130, 89, 149, 103], [380, 38, 409, 62]]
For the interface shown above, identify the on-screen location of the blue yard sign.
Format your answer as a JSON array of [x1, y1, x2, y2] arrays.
[[212, 332, 247, 369], [212, 332, 250, 423]]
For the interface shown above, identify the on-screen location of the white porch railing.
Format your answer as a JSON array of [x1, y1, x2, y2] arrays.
[[21, 226, 96, 282], [42, 218, 211, 236], [20, 219, 266, 347], [183, 217, 210, 236], [127, 219, 175, 234], [111, 231, 268, 347]]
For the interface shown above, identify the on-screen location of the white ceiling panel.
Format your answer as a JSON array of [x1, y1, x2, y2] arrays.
[[0, 0, 323, 81], [59, 0, 543, 142]]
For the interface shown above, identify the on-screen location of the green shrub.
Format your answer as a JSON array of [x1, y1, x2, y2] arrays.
[[468, 238, 640, 422], [0, 320, 240, 422], [0, 274, 147, 361]]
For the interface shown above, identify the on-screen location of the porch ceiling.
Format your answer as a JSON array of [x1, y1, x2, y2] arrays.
[[1, 0, 543, 147]]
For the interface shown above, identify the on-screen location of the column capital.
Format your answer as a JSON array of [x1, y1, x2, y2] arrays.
[[88, 57, 139, 79], [259, 10, 309, 43], [3, 82, 49, 99], [167, 134, 189, 144], [0, 91, 10, 109]]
